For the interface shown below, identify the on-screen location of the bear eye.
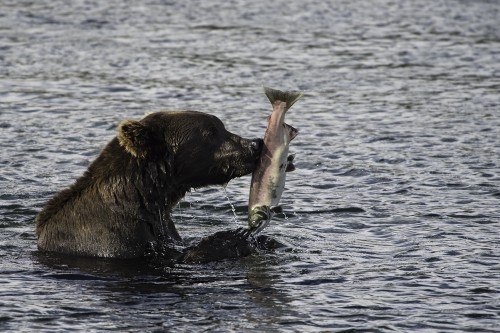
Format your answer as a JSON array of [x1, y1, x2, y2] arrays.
[[204, 126, 218, 138]]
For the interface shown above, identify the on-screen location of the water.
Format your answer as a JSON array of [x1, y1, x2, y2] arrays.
[[1, 0, 499, 331]]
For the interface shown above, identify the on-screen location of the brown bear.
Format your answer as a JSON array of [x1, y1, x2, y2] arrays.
[[36, 111, 263, 259]]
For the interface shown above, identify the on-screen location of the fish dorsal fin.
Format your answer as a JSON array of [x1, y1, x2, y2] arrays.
[[284, 123, 299, 141], [263, 86, 303, 110]]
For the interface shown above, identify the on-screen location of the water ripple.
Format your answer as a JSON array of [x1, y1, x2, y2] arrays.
[[1, 0, 500, 331]]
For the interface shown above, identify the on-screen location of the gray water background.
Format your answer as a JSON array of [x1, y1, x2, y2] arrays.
[[1, 0, 499, 331]]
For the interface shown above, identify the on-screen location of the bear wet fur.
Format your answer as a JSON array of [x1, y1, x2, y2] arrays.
[[36, 111, 262, 258]]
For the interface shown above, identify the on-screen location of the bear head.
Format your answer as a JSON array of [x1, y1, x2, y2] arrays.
[[117, 111, 262, 189]]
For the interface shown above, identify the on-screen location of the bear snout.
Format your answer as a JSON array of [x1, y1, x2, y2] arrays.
[[250, 138, 263, 159], [212, 135, 262, 180]]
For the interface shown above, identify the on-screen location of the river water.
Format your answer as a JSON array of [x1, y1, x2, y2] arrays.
[[1, 0, 499, 332]]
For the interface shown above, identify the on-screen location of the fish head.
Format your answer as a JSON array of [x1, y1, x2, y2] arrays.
[[248, 205, 271, 234]]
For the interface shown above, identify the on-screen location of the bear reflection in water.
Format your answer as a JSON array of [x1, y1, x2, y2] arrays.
[[35, 111, 290, 262]]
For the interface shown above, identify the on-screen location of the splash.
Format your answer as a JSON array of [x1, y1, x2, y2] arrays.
[[222, 185, 238, 223]]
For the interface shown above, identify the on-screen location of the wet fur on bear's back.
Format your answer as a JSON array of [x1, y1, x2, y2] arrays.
[[36, 111, 260, 258]]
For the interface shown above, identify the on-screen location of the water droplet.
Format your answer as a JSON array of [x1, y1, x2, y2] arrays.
[[222, 186, 238, 223]]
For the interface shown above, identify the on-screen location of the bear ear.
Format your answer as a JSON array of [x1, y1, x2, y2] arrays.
[[117, 119, 150, 158]]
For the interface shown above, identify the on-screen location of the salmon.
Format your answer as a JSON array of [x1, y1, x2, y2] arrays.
[[248, 86, 303, 234]]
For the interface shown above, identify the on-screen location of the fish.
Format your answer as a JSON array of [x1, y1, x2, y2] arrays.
[[248, 86, 303, 234]]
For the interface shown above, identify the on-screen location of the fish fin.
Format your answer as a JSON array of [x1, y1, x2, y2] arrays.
[[286, 154, 296, 172], [284, 123, 299, 141], [263, 86, 303, 110], [270, 206, 283, 214]]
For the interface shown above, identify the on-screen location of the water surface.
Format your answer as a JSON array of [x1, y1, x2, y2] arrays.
[[1, 0, 499, 331]]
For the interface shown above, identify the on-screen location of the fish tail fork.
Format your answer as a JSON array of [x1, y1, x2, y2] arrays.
[[263, 86, 303, 110]]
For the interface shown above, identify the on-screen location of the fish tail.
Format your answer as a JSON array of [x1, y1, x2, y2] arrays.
[[263, 86, 303, 110]]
